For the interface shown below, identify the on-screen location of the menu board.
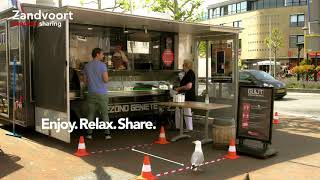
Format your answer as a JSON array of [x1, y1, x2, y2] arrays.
[[237, 86, 274, 143]]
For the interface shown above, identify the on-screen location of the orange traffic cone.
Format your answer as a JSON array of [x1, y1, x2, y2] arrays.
[[136, 155, 157, 180], [273, 112, 280, 124], [154, 126, 170, 144], [224, 138, 240, 160], [74, 136, 90, 157]]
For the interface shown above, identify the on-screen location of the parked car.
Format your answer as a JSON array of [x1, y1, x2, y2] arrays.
[[240, 70, 287, 99]]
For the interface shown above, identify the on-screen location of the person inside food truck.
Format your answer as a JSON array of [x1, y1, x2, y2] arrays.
[[112, 42, 129, 70], [83, 48, 111, 140], [174, 60, 196, 131]]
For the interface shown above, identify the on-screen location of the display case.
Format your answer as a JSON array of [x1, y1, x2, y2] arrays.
[[0, 20, 8, 117], [0, 19, 34, 127]]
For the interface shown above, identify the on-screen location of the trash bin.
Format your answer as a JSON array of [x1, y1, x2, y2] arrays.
[[212, 117, 235, 149]]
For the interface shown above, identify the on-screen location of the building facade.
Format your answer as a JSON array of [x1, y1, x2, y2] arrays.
[[202, 0, 308, 70]]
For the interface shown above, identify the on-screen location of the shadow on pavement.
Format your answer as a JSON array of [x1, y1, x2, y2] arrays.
[[0, 150, 23, 179], [275, 97, 298, 101], [1, 116, 320, 180]]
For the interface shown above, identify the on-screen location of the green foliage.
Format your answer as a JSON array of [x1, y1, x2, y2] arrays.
[[300, 59, 312, 65], [79, 0, 135, 12], [264, 28, 284, 76], [116, 0, 136, 12], [283, 77, 320, 89], [238, 59, 245, 70], [264, 28, 284, 53], [198, 41, 206, 57], [144, 0, 203, 22]]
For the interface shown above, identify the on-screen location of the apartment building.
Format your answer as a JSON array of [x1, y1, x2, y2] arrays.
[[202, 0, 308, 69]]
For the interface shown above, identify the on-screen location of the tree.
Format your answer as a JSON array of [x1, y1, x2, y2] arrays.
[[79, 0, 135, 13], [144, 0, 203, 22], [264, 28, 284, 77]]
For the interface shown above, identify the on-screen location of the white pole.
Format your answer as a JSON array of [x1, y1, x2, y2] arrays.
[[132, 148, 185, 166], [269, 15, 272, 75]]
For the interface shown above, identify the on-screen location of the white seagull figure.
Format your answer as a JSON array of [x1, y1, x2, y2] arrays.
[[191, 140, 204, 171]]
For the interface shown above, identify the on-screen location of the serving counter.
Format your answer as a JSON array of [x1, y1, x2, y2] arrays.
[[69, 69, 177, 121]]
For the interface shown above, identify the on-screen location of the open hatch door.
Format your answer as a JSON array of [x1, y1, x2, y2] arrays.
[[34, 20, 70, 143]]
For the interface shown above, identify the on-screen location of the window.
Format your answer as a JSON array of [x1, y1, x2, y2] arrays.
[[210, 9, 213, 18], [269, 0, 277, 7], [233, 21, 242, 28], [236, 3, 241, 13], [257, 0, 264, 9], [264, 0, 270, 8], [289, 35, 304, 48], [290, 14, 304, 27], [240, 72, 252, 81], [240, 1, 247, 12], [277, 0, 285, 7], [222, 6, 228, 16], [228, 4, 237, 14], [213, 8, 221, 18], [285, 0, 307, 6]]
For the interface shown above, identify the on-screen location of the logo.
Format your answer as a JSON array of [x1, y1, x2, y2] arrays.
[[248, 88, 264, 97], [10, 0, 73, 28]]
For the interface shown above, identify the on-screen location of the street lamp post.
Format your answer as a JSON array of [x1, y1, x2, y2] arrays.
[[296, 42, 304, 81]]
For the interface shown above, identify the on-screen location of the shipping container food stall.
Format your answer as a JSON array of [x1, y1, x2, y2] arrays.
[[0, 4, 240, 143]]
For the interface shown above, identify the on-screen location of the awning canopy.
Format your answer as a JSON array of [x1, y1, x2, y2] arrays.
[[15, 4, 240, 39]]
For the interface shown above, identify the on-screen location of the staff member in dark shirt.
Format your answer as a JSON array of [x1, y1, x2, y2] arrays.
[[175, 60, 196, 131]]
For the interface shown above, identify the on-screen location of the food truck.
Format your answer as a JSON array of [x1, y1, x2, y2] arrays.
[[0, 4, 240, 143]]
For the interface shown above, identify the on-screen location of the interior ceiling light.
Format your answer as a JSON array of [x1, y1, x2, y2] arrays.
[[123, 25, 128, 34], [88, 27, 93, 30], [143, 25, 148, 34]]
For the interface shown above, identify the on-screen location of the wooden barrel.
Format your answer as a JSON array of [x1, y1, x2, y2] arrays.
[[212, 118, 235, 149]]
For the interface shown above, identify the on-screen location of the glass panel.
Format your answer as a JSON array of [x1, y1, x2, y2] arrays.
[[264, 0, 270, 8], [270, 0, 277, 8], [128, 41, 149, 54], [241, 1, 247, 12], [286, 0, 293, 6], [0, 21, 8, 116], [293, 0, 300, 5], [257, 0, 264, 9], [239, 72, 251, 80], [236, 3, 241, 13], [300, 0, 307, 5], [298, 14, 305, 26], [7, 22, 26, 122], [213, 8, 220, 17], [289, 35, 297, 48], [9, 25, 19, 63], [290, 15, 297, 26], [220, 7, 224, 16], [277, 0, 285, 7], [232, 4, 236, 14], [297, 35, 304, 43], [228, 4, 233, 14]]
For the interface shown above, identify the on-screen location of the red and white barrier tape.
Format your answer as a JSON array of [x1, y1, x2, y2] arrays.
[[155, 157, 226, 177], [90, 143, 153, 154]]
